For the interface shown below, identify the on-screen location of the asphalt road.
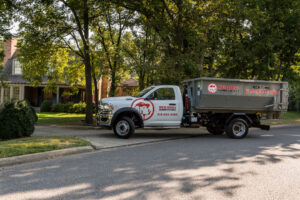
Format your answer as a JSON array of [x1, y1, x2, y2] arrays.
[[1, 126, 300, 200]]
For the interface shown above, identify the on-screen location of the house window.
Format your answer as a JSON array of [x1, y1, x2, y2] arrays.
[[13, 86, 20, 100], [3, 87, 10, 102], [13, 59, 22, 75]]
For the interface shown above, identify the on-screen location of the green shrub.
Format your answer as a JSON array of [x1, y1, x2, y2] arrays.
[[64, 102, 74, 113], [40, 100, 52, 112], [0, 100, 38, 140], [49, 102, 87, 113], [51, 103, 65, 112], [72, 102, 86, 113]]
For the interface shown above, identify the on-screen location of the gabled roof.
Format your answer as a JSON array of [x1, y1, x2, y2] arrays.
[[1, 54, 52, 85], [119, 77, 139, 87]]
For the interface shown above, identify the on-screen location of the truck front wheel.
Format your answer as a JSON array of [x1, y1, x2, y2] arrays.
[[225, 118, 248, 139], [113, 117, 135, 139]]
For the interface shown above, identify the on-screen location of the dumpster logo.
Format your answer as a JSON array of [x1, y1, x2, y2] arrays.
[[208, 83, 218, 94], [131, 98, 155, 121]]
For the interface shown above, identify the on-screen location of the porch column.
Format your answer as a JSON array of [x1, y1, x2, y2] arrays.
[[19, 85, 25, 100], [98, 77, 102, 100], [0, 87, 3, 103], [56, 87, 59, 104], [9, 85, 13, 100]]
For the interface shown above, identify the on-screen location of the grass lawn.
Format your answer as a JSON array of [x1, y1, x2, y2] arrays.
[[37, 112, 86, 125], [0, 136, 90, 158], [263, 111, 300, 125], [280, 111, 300, 119]]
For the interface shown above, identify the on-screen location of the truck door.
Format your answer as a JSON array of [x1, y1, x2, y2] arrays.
[[144, 87, 182, 127]]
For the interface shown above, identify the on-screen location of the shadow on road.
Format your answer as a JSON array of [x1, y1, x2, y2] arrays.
[[1, 126, 300, 199]]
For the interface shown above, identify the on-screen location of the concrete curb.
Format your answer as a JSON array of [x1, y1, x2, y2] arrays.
[[89, 136, 192, 150], [0, 146, 94, 168], [270, 123, 300, 128], [36, 124, 102, 130]]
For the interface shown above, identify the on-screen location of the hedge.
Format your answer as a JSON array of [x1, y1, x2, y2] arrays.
[[40, 100, 52, 112], [44, 102, 87, 114]]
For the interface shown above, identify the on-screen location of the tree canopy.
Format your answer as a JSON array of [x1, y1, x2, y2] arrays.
[[8, 0, 300, 115]]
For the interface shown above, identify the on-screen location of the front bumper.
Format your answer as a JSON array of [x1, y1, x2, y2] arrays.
[[96, 110, 113, 127]]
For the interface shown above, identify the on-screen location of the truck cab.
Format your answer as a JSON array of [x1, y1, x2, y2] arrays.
[[97, 85, 184, 138]]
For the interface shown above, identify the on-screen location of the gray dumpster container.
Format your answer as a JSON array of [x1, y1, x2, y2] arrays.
[[182, 77, 288, 114]]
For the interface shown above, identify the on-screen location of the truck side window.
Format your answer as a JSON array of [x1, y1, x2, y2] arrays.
[[148, 88, 175, 100]]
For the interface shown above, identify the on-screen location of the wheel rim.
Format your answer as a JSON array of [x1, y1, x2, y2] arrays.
[[116, 120, 130, 136], [232, 122, 246, 137]]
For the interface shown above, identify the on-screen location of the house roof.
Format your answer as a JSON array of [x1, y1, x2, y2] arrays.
[[1, 54, 49, 84], [0, 53, 81, 87], [119, 77, 139, 87]]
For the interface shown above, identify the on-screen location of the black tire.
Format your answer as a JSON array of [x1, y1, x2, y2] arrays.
[[113, 116, 135, 139], [225, 118, 248, 139], [206, 126, 224, 135]]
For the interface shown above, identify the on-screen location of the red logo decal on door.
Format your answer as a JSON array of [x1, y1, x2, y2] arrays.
[[131, 98, 155, 121]]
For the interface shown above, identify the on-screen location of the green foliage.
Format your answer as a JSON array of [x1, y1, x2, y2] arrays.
[[14, 0, 300, 109], [51, 103, 65, 113], [0, 0, 15, 37], [71, 102, 86, 114], [0, 100, 38, 140], [40, 100, 52, 112], [18, 0, 100, 124], [92, 2, 135, 96], [50, 102, 86, 114], [64, 102, 74, 113]]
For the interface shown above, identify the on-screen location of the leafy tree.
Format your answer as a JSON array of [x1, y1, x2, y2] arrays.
[[18, 39, 85, 90], [122, 25, 162, 90], [18, 0, 103, 124], [93, 3, 134, 96], [0, 0, 15, 37], [0, 0, 15, 85]]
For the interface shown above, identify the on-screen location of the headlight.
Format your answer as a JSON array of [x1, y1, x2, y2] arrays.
[[100, 103, 114, 111], [103, 104, 114, 110]]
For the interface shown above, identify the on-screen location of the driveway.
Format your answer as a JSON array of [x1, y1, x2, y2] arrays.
[[34, 126, 206, 149]]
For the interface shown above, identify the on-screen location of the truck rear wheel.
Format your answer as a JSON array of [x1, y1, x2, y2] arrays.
[[225, 118, 248, 139], [113, 117, 135, 139]]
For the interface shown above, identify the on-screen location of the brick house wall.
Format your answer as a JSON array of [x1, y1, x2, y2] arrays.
[[3, 37, 17, 66]]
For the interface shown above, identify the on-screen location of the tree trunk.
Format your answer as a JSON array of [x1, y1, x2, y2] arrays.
[[109, 69, 116, 97], [138, 70, 145, 90], [83, 0, 93, 124], [92, 71, 99, 115], [84, 61, 93, 124]]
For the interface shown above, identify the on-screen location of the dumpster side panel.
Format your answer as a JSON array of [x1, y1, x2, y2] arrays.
[[184, 78, 288, 113]]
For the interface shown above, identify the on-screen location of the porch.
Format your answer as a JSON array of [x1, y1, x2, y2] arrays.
[[0, 85, 86, 107]]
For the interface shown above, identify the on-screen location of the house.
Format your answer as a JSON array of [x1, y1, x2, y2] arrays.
[[116, 77, 139, 96], [0, 37, 87, 106], [0, 37, 138, 106]]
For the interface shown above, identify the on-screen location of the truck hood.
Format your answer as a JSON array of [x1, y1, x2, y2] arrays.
[[101, 96, 135, 103], [101, 96, 137, 112]]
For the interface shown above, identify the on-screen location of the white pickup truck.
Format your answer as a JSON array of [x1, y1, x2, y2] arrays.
[[96, 77, 288, 139]]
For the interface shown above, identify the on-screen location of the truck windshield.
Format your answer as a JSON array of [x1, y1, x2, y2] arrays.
[[135, 87, 154, 98]]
